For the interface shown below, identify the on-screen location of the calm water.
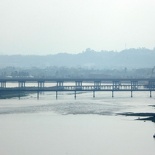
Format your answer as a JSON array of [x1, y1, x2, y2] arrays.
[[0, 91, 155, 155]]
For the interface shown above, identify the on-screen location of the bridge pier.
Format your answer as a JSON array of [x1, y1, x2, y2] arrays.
[[112, 91, 114, 98], [74, 91, 76, 99], [150, 91, 152, 98], [131, 91, 133, 98], [37, 91, 39, 100], [18, 81, 25, 88], [112, 81, 120, 97], [56, 91, 58, 99], [75, 81, 82, 90], [18, 91, 20, 100], [38, 81, 45, 96], [130, 81, 138, 98], [38, 81, 45, 88], [17, 84, 25, 100], [57, 81, 63, 87], [93, 91, 95, 98], [1, 81, 6, 88]]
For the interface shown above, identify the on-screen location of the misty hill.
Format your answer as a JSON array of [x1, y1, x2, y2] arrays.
[[0, 48, 155, 69]]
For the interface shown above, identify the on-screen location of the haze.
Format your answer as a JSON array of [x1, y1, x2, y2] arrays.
[[0, 0, 155, 55]]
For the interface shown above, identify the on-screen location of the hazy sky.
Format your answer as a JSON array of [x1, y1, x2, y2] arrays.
[[0, 0, 155, 55]]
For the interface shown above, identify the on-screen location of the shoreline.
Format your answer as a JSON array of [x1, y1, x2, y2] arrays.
[[118, 112, 155, 123], [0, 91, 28, 99]]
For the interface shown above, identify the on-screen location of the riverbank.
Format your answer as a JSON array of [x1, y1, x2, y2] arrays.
[[118, 112, 155, 123], [0, 91, 28, 99]]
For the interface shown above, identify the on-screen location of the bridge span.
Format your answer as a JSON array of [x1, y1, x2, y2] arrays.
[[0, 78, 155, 99]]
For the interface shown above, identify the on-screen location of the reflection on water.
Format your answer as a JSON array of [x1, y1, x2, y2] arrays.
[[0, 99, 125, 115], [0, 91, 155, 155], [0, 91, 154, 115]]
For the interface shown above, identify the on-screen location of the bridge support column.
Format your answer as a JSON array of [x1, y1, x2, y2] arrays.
[[74, 91, 76, 99], [130, 81, 138, 98], [1, 82, 6, 88], [38, 81, 45, 88], [56, 91, 58, 99], [18, 81, 25, 88], [112, 91, 114, 98], [75, 81, 82, 90], [150, 91, 152, 98], [93, 91, 95, 98], [131, 91, 133, 98], [38, 81, 45, 96], [18, 91, 20, 100], [57, 81, 63, 87], [37, 91, 39, 100]]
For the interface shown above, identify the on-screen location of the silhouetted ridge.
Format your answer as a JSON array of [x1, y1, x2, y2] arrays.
[[0, 48, 155, 69]]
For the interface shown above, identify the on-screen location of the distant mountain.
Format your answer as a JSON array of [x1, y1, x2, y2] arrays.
[[0, 48, 155, 69]]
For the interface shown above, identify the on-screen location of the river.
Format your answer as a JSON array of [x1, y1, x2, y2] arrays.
[[0, 91, 155, 155]]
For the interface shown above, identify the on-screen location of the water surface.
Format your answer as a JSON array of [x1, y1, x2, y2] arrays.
[[0, 91, 155, 155]]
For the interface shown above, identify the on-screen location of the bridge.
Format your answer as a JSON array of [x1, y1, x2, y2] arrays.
[[0, 78, 155, 99]]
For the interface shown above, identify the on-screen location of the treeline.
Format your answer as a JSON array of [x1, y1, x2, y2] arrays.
[[0, 66, 154, 79]]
